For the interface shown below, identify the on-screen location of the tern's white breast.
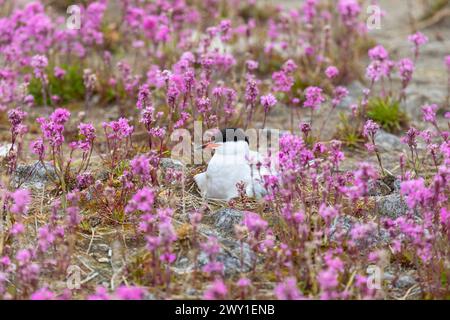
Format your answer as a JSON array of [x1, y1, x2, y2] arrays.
[[205, 141, 252, 200]]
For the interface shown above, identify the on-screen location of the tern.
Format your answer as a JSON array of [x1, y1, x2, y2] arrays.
[[194, 128, 274, 201]]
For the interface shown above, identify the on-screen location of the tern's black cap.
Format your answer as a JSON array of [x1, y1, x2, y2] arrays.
[[214, 128, 249, 144]]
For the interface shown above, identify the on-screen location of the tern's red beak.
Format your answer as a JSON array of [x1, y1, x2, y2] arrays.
[[204, 143, 221, 150]]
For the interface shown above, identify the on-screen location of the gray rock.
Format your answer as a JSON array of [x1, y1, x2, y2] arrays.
[[144, 293, 157, 300], [198, 240, 253, 277], [393, 179, 401, 192], [208, 208, 244, 238], [375, 193, 410, 218], [337, 81, 365, 109], [95, 169, 109, 182], [173, 239, 253, 277], [395, 275, 416, 289], [160, 158, 184, 171], [330, 216, 391, 248], [405, 85, 447, 120], [172, 257, 193, 275], [368, 180, 392, 196], [383, 272, 395, 281], [329, 215, 354, 238], [374, 130, 406, 152], [12, 161, 57, 190], [174, 208, 253, 277]]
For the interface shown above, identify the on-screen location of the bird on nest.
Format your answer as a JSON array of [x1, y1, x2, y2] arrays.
[[194, 128, 276, 201]]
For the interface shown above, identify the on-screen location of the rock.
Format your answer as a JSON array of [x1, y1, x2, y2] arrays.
[[329, 216, 354, 238], [374, 130, 406, 152], [375, 193, 410, 218], [174, 208, 253, 277], [198, 240, 253, 277], [12, 161, 57, 190], [405, 85, 447, 121], [368, 180, 392, 196], [207, 208, 244, 238], [395, 275, 416, 289], [0, 143, 12, 158], [95, 169, 109, 182], [338, 81, 365, 109], [173, 239, 253, 277], [329, 216, 391, 248], [383, 272, 395, 281], [144, 293, 157, 300], [384, 272, 417, 289], [159, 158, 184, 171], [393, 179, 401, 192]]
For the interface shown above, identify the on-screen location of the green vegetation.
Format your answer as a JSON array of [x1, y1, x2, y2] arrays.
[[367, 97, 409, 133], [28, 63, 85, 106]]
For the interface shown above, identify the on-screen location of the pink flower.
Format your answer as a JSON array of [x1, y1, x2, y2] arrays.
[[363, 119, 380, 138], [440, 207, 450, 227], [246, 60, 259, 71], [8, 108, 27, 136], [245, 77, 259, 105], [445, 55, 450, 70], [408, 32, 428, 47], [272, 70, 293, 92], [244, 212, 268, 237], [421, 104, 438, 124], [325, 66, 339, 79], [16, 249, 32, 266], [158, 220, 177, 246], [50, 108, 71, 125], [114, 286, 146, 300], [136, 84, 152, 110], [401, 127, 420, 148], [282, 59, 298, 73], [30, 138, 45, 159], [302, 0, 318, 23], [203, 279, 228, 300], [338, 0, 361, 27], [102, 118, 134, 141], [274, 277, 302, 300], [398, 58, 414, 84], [10, 223, 25, 235], [54, 66, 66, 79], [368, 45, 389, 61], [260, 94, 277, 112], [318, 268, 339, 291], [130, 155, 151, 181], [30, 55, 48, 78], [332, 86, 349, 107], [76, 172, 94, 190], [237, 277, 251, 288], [125, 187, 155, 214], [88, 286, 110, 300], [319, 204, 338, 224], [400, 178, 432, 209], [409, 32, 428, 59], [303, 86, 325, 110], [10, 189, 31, 215], [31, 288, 55, 300]]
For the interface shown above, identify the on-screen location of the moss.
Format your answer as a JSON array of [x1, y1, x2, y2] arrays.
[[28, 63, 85, 106], [367, 98, 409, 133]]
